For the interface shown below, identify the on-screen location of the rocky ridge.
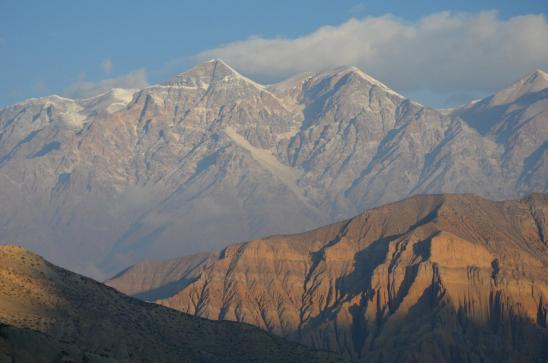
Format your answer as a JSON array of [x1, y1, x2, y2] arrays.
[[0, 60, 546, 278], [108, 194, 548, 362]]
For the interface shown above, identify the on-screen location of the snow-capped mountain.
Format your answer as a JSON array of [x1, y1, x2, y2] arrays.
[[0, 60, 546, 278]]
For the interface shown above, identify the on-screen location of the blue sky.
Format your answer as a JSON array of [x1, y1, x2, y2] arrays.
[[1, 0, 547, 108]]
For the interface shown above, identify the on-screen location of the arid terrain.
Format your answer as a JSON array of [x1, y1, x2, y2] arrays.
[[2, 4, 547, 362], [0, 245, 342, 362], [108, 193, 548, 362]]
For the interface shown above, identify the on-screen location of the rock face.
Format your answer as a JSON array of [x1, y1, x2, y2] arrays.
[[453, 70, 548, 194], [109, 194, 548, 362], [0, 245, 340, 362], [0, 60, 546, 278]]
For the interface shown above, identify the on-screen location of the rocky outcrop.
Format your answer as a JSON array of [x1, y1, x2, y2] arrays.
[[111, 194, 548, 362], [0, 61, 546, 278]]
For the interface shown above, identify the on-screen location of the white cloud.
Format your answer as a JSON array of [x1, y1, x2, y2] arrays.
[[102, 58, 113, 74], [195, 11, 548, 100], [64, 69, 148, 99]]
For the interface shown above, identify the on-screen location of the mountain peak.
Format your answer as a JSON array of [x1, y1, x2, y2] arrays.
[[490, 68, 548, 106], [321, 65, 404, 98], [164, 59, 264, 90], [198, 58, 241, 77], [516, 68, 548, 89], [530, 68, 548, 80]]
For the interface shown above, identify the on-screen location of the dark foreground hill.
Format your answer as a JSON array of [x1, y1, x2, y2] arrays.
[[0, 245, 342, 362]]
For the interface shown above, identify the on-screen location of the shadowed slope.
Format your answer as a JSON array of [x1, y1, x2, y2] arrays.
[[106, 251, 217, 301], [0, 246, 342, 362]]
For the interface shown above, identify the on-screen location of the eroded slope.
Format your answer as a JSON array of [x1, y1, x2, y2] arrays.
[[112, 194, 548, 362]]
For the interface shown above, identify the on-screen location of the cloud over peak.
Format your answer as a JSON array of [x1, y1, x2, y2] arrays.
[[195, 11, 548, 103]]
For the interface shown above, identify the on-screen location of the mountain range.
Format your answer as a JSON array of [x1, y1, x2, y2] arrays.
[[107, 193, 548, 362], [0, 60, 546, 278]]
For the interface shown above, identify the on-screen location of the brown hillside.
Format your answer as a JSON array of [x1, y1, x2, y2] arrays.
[[109, 193, 548, 362], [0, 245, 342, 362]]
